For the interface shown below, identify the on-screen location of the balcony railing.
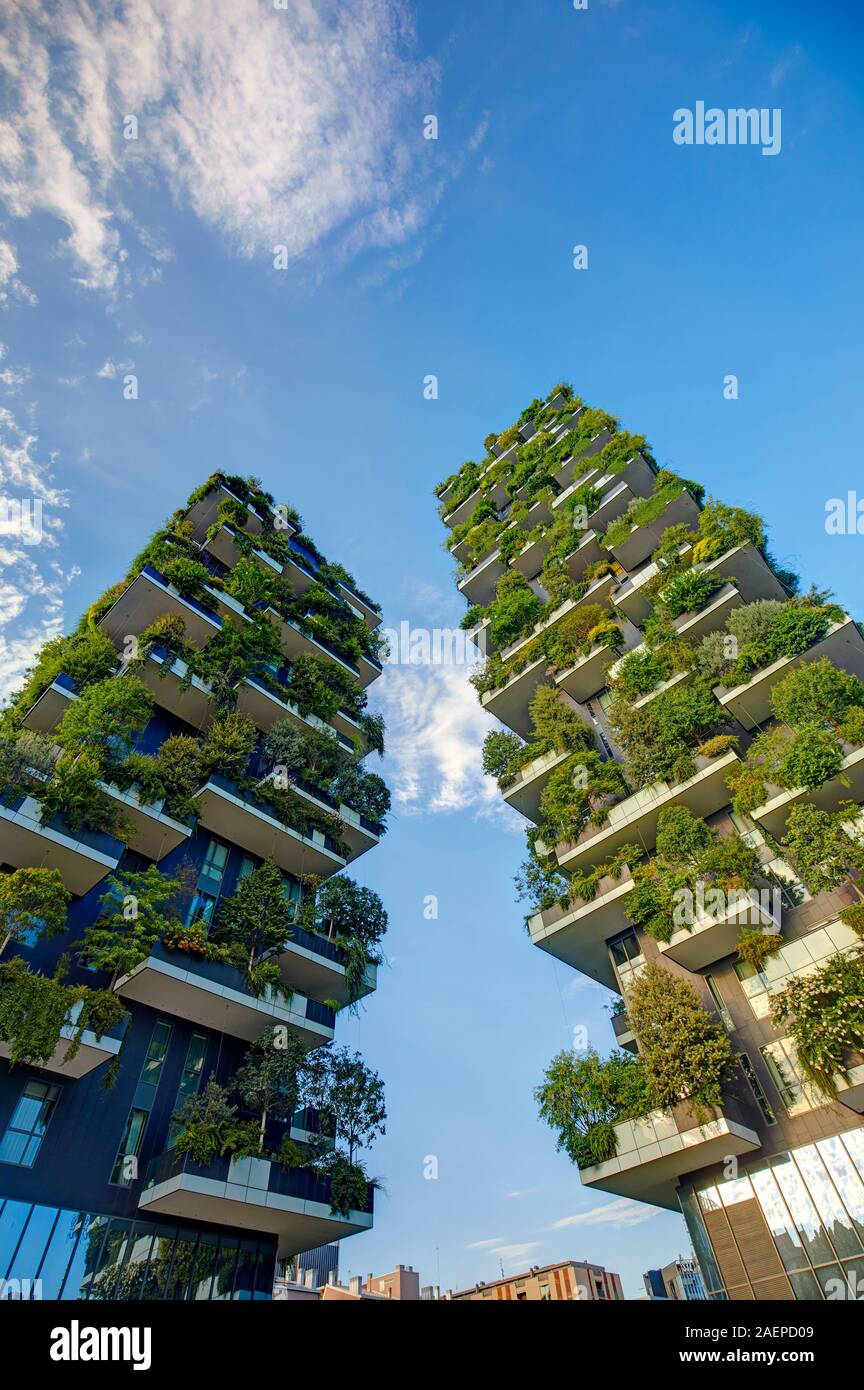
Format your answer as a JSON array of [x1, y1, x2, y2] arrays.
[[21, 671, 79, 734], [278, 922, 377, 1006], [750, 742, 864, 839], [606, 490, 702, 571], [657, 886, 782, 972], [578, 1098, 760, 1210], [554, 749, 740, 873], [115, 941, 335, 1046], [99, 566, 225, 652], [139, 1147, 373, 1255]]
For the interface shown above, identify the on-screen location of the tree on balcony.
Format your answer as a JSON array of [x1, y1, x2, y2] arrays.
[[627, 962, 735, 1121], [77, 866, 185, 987], [232, 1025, 307, 1153], [211, 859, 298, 999], [779, 803, 864, 928], [770, 949, 864, 1099], [0, 867, 69, 957], [535, 1046, 652, 1167]]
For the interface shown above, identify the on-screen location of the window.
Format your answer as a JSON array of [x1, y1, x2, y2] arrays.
[[110, 1108, 148, 1187], [167, 1034, 207, 1147], [760, 1041, 806, 1113], [0, 1079, 61, 1167], [111, 1020, 173, 1186], [736, 1052, 777, 1124], [706, 974, 734, 1032], [186, 839, 230, 926]]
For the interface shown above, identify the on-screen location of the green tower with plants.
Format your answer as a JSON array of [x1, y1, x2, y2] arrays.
[[438, 383, 864, 1301]]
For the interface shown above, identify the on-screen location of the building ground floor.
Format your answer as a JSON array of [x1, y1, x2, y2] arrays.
[[679, 1124, 864, 1300]]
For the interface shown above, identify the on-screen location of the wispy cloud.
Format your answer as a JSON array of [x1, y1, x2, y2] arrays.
[[549, 1198, 660, 1231], [466, 1237, 504, 1250], [0, 406, 78, 701], [488, 1242, 540, 1263], [378, 662, 519, 818], [0, 239, 36, 308], [0, 0, 452, 294], [771, 44, 803, 87]]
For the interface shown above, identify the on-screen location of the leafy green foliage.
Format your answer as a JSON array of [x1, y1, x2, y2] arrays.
[[535, 1047, 653, 1169], [627, 962, 735, 1119], [0, 867, 69, 955]]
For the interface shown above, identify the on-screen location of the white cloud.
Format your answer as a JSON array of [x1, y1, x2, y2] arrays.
[[96, 358, 133, 379], [489, 1242, 540, 1263], [549, 1198, 660, 1231], [771, 44, 803, 87], [466, 1237, 504, 1250], [0, 407, 78, 701], [378, 663, 519, 818], [0, 0, 445, 292], [0, 238, 36, 308]]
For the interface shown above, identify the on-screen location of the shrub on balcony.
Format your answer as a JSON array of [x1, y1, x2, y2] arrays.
[[173, 1077, 252, 1165], [1, 627, 118, 730], [728, 723, 846, 814], [152, 735, 204, 820], [535, 750, 628, 846], [37, 753, 133, 842], [600, 471, 702, 552], [482, 730, 525, 789], [609, 682, 728, 789], [543, 604, 615, 670], [332, 763, 390, 830], [610, 636, 693, 701], [159, 554, 214, 602], [286, 653, 365, 723], [487, 572, 543, 650], [690, 499, 765, 565], [201, 711, 257, 781], [656, 568, 726, 619], [514, 851, 571, 916], [54, 675, 154, 774], [0, 956, 127, 1070], [780, 801, 864, 901], [535, 1046, 653, 1169], [627, 961, 735, 1120], [568, 844, 640, 904], [0, 867, 69, 957], [211, 860, 299, 999], [770, 949, 864, 1098], [262, 720, 343, 788], [737, 927, 783, 973], [770, 657, 864, 731]]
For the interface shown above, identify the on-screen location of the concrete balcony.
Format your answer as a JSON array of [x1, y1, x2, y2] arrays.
[[606, 491, 702, 571], [578, 1100, 760, 1210], [751, 742, 864, 839], [21, 672, 78, 734], [657, 888, 782, 972], [116, 943, 335, 1047], [262, 608, 379, 690], [139, 1149, 373, 1256], [611, 560, 664, 627], [528, 870, 636, 989], [700, 542, 789, 605], [555, 749, 740, 873], [502, 747, 571, 823], [555, 626, 634, 704], [131, 649, 215, 730], [457, 544, 508, 609], [256, 771, 380, 861], [551, 428, 614, 492], [235, 674, 359, 756], [838, 1062, 864, 1115], [611, 1009, 638, 1054], [101, 782, 193, 861], [563, 529, 605, 583], [669, 581, 743, 643], [715, 616, 864, 730], [202, 523, 283, 580], [99, 566, 224, 653], [480, 656, 552, 739], [184, 482, 275, 545], [553, 453, 655, 521], [277, 922, 377, 1007], [0, 794, 123, 895], [195, 775, 347, 878], [0, 999, 125, 1079]]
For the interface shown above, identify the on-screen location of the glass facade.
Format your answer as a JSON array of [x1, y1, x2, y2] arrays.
[[680, 1127, 864, 1299], [0, 1198, 276, 1300], [0, 1080, 62, 1168]]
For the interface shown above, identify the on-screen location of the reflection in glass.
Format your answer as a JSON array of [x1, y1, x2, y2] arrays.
[[750, 1168, 808, 1273], [763, 1155, 835, 1267]]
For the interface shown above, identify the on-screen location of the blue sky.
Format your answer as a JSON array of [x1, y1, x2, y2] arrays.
[[1, 0, 863, 1297]]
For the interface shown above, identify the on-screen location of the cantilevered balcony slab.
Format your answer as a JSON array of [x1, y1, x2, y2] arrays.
[[480, 656, 552, 739], [184, 482, 271, 544], [101, 782, 193, 861], [714, 616, 864, 730], [607, 491, 702, 571], [99, 567, 224, 652], [131, 650, 214, 731], [202, 523, 283, 579], [0, 1000, 125, 1079], [21, 673, 78, 734], [611, 560, 663, 626], [554, 630, 631, 704], [554, 453, 655, 520], [277, 924, 377, 1007], [657, 889, 782, 972], [529, 873, 635, 989], [611, 1009, 638, 1055], [578, 1104, 760, 1210], [551, 429, 614, 493], [701, 542, 789, 605], [838, 1064, 864, 1115], [195, 775, 346, 878], [116, 944, 334, 1047], [0, 794, 123, 896], [502, 747, 571, 823], [139, 1150, 372, 1256], [262, 609, 379, 689], [669, 581, 743, 644], [499, 573, 616, 673], [563, 529, 605, 584], [236, 675, 357, 756], [256, 772, 380, 861], [751, 743, 864, 839], [457, 545, 508, 609], [555, 750, 740, 873]]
